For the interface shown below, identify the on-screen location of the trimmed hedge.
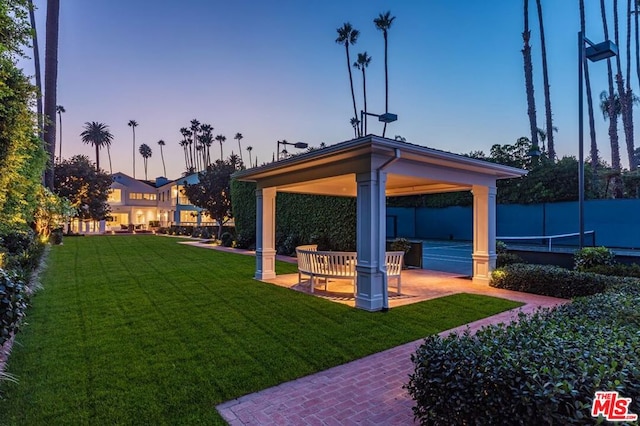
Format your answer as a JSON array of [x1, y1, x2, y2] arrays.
[[583, 263, 640, 278], [230, 180, 357, 254], [406, 290, 640, 425], [490, 264, 609, 298]]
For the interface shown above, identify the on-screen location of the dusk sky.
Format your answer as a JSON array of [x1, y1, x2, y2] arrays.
[[21, 1, 640, 180]]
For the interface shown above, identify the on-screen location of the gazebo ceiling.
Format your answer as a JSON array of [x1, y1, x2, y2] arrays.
[[233, 136, 526, 196]]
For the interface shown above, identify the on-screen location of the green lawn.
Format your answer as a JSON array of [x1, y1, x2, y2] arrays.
[[0, 236, 522, 425]]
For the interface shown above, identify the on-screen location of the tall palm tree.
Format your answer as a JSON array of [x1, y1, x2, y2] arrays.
[[336, 23, 360, 137], [56, 105, 65, 160], [215, 134, 226, 161], [128, 120, 138, 177], [179, 139, 190, 172], [157, 139, 167, 177], [234, 133, 244, 163], [200, 124, 214, 167], [374, 11, 395, 137], [179, 127, 193, 171], [535, 0, 555, 160], [353, 52, 372, 136], [613, 0, 634, 170], [190, 119, 201, 171], [600, 0, 622, 197], [522, 0, 540, 156], [246, 146, 253, 168], [139, 143, 152, 180], [106, 140, 113, 175], [80, 122, 113, 172], [625, 0, 637, 170], [43, 0, 60, 189], [349, 117, 360, 138], [579, 0, 598, 170], [28, 0, 43, 140]]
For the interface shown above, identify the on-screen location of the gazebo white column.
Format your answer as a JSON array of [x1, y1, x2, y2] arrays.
[[255, 187, 277, 280], [471, 185, 497, 284], [355, 171, 386, 311]]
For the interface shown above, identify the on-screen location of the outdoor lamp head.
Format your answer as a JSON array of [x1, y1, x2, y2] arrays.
[[293, 142, 308, 149], [585, 40, 618, 62]]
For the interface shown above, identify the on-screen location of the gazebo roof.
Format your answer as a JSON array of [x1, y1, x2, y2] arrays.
[[233, 136, 526, 197]]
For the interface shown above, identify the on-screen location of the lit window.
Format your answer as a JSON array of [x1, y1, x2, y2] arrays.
[[108, 189, 122, 203]]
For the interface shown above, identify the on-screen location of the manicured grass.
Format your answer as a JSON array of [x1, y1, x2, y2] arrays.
[[0, 236, 521, 425]]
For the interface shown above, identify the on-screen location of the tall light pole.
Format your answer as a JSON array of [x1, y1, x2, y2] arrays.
[[578, 32, 617, 248], [277, 140, 308, 160]]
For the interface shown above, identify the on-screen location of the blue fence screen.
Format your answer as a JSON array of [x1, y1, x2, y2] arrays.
[[386, 199, 640, 249]]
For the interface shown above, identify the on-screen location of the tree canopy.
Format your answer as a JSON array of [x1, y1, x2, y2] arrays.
[[182, 157, 243, 239], [54, 155, 112, 221]]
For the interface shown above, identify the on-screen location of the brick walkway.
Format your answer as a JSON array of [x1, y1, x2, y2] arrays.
[[216, 291, 566, 425]]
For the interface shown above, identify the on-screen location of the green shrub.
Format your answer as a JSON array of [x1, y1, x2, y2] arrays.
[[406, 291, 640, 425], [234, 231, 254, 250], [490, 264, 607, 298], [220, 232, 234, 247], [496, 240, 508, 254], [574, 246, 615, 271], [496, 252, 524, 268], [50, 228, 63, 245], [390, 238, 411, 253], [0, 229, 36, 255], [583, 262, 640, 278], [0, 269, 28, 347]]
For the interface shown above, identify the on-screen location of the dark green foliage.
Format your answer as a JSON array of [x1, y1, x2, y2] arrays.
[[54, 155, 112, 221], [0, 228, 43, 278], [490, 264, 607, 298], [574, 246, 616, 271], [496, 252, 524, 268], [50, 228, 63, 245], [0, 228, 36, 255], [584, 262, 640, 278], [220, 232, 233, 247], [183, 158, 241, 239], [406, 290, 640, 425], [0, 56, 47, 229], [230, 180, 256, 249], [0, 269, 27, 347], [275, 192, 356, 253], [230, 180, 357, 252], [390, 238, 411, 253]]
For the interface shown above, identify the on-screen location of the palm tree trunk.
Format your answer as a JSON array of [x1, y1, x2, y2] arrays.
[[160, 146, 166, 176], [345, 44, 359, 137], [522, 0, 540, 156], [536, 0, 555, 160], [58, 111, 63, 160], [382, 31, 389, 137], [601, 0, 623, 197], [248, 150, 252, 167], [43, 0, 60, 190], [626, 0, 636, 170], [107, 145, 112, 174], [362, 67, 368, 135], [132, 128, 136, 178], [614, 0, 635, 171], [95, 145, 100, 172], [237, 140, 243, 163], [220, 143, 224, 162], [28, 0, 43, 141]]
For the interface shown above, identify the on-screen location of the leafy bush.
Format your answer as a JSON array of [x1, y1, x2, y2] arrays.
[[496, 240, 508, 254], [234, 231, 254, 250], [156, 227, 169, 235], [406, 290, 640, 425], [50, 228, 63, 245], [0, 229, 36, 255], [583, 262, 640, 278], [574, 246, 615, 271], [276, 233, 300, 255], [496, 252, 524, 268], [0, 269, 28, 347], [390, 238, 411, 253], [220, 232, 234, 247], [490, 264, 607, 298]]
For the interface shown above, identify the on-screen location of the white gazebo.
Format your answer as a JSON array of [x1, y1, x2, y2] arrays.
[[234, 136, 526, 311]]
